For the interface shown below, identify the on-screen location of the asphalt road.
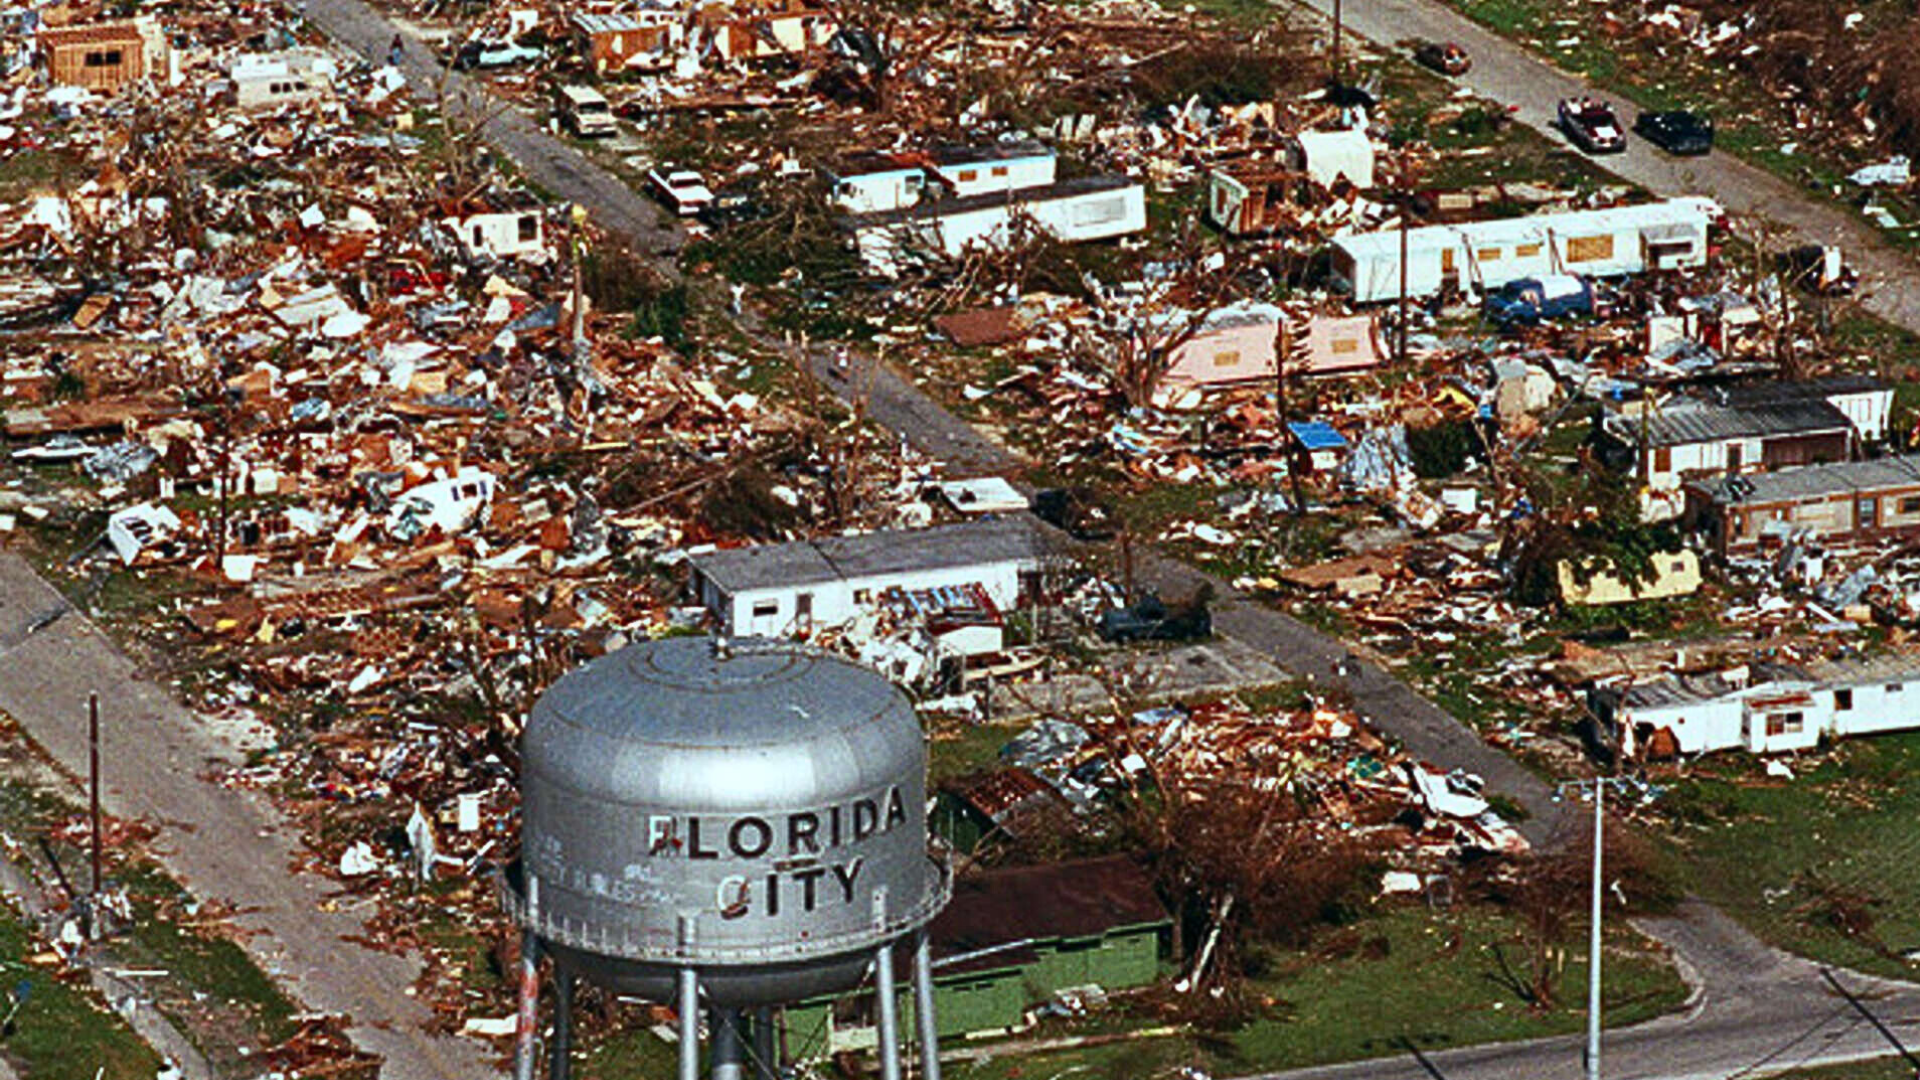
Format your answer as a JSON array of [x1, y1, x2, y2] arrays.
[[1292, 0, 1920, 337], [0, 555, 497, 1080]]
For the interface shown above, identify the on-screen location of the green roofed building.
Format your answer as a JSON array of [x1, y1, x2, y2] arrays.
[[787, 854, 1170, 1056]]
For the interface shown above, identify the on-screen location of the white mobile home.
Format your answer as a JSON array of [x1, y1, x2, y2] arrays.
[[444, 207, 546, 261], [825, 153, 928, 214], [850, 176, 1146, 277], [925, 142, 1057, 199], [230, 48, 335, 110], [1331, 197, 1720, 303], [1604, 652, 1920, 758], [688, 516, 1053, 638]]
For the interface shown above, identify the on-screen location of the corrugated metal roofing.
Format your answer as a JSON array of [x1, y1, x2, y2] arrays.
[[1639, 397, 1851, 447], [1695, 454, 1920, 506], [690, 515, 1052, 593]]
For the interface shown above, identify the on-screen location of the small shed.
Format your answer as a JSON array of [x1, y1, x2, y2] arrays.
[[39, 19, 155, 92], [1288, 420, 1350, 471], [570, 11, 681, 74]]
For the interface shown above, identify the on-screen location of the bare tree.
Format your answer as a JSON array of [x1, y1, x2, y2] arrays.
[[1064, 222, 1257, 408]]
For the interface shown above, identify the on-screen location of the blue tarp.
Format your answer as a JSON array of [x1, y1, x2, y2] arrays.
[[1287, 420, 1349, 451]]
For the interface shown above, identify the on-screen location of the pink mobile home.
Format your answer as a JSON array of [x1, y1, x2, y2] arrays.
[[1155, 304, 1384, 407]]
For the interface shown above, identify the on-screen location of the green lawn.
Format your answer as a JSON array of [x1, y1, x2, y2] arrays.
[[1656, 731, 1920, 980], [1771, 1058, 1916, 1080], [954, 903, 1685, 1080], [0, 906, 161, 1080]]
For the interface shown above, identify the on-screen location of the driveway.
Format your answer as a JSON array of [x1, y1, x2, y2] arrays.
[[1290, 0, 1920, 337]]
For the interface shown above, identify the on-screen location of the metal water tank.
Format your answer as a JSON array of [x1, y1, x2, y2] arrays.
[[508, 636, 948, 1005]]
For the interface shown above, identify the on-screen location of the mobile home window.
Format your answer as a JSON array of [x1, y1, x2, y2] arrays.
[[1835, 688, 1853, 711], [1072, 197, 1127, 226], [518, 215, 539, 242], [1212, 350, 1241, 369], [1764, 711, 1803, 737], [1566, 234, 1615, 263], [1515, 242, 1544, 258], [991, 165, 1009, 177], [1901, 496, 1920, 515], [1652, 446, 1672, 473], [956, 169, 978, 183], [1331, 337, 1359, 354], [84, 49, 123, 67], [751, 600, 778, 618], [1476, 247, 1501, 262]]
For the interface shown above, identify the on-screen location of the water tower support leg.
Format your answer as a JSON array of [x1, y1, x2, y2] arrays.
[[874, 944, 903, 1080], [912, 933, 941, 1080], [678, 968, 701, 1080], [514, 931, 541, 1080], [712, 1007, 745, 1080], [550, 969, 575, 1080], [752, 1007, 778, 1080]]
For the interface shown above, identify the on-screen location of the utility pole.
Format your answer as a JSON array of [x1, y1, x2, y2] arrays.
[[88, 692, 101, 939], [1397, 150, 1414, 366], [1585, 775, 1604, 1080]]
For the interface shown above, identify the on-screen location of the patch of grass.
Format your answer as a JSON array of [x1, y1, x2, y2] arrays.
[[958, 903, 1684, 1080], [115, 862, 300, 1069], [1768, 1057, 1915, 1080], [0, 906, 161, 1080], [575, 1020, 680, 1080], [927, 719, 1025, 788], [1656, 730, 1920, 979]]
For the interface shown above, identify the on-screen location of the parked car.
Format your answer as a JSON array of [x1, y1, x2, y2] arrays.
[[1030, 487, 1116, 541], [449, 39, 543, 71], [647, 168, 714, 217], [1097, 591, 1212, 644], [1778, 244, 1858, 296], [1413, 40, 1471, 76], [1633, 109, 1713, 156], [1557, 97, 1626, 154], [1485, 274, 1595, 327], [696, 187, 764, 229]]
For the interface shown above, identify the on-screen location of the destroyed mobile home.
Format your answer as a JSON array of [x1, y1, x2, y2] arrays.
[[11, 0, 1920, 1069]]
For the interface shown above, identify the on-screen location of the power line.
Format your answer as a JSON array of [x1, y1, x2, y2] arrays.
[[1822, 968, 1920, 1078]]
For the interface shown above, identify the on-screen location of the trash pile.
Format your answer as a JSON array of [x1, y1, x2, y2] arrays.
[[959, 695, 1529, 862]]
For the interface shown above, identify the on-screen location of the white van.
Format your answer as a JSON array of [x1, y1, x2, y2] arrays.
[[555, 85, 616, 138]]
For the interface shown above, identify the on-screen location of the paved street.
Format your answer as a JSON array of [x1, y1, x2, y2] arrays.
[[0, 555, 496, 1080], [1290, 0, 1920, 339]]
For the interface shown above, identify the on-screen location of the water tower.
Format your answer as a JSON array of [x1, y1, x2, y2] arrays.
[[502, 637, 951, 1080]]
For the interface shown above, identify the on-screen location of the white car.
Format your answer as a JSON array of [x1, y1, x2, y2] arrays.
[[648, 168, 714, 216]]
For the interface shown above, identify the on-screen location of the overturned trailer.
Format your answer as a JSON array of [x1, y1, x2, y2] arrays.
[[1330, 197, 1719, 303]]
